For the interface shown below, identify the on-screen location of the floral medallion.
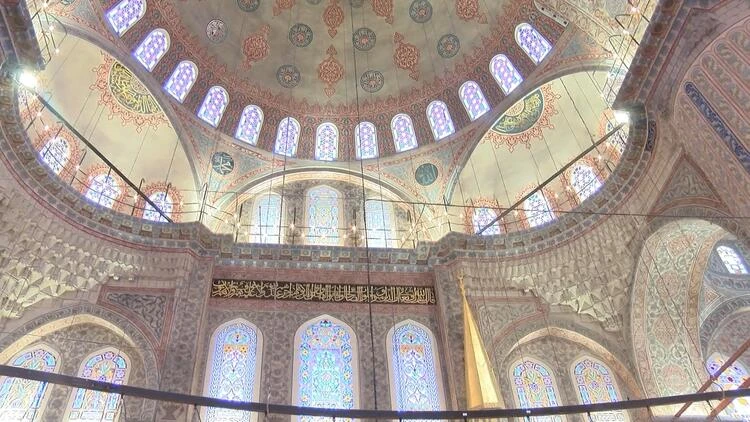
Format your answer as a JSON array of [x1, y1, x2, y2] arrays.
[[318, 46, 344, 97], [352, 27, 376, 51], [288, 23, 313, 47], [393, 32, 420, 80], [455, 0, 487, 23], [206, 19, 227, 43], [273, 0, 296, 16], [277, 64, 301, 88], [242, 24, 271, 69], [323, 0, 344, 37], [359, 70, 384, 93], [371, 0, 394, 24], [437, 34, 460, 58], [409, 0, 432, 23], [237, 0, 260, 12]]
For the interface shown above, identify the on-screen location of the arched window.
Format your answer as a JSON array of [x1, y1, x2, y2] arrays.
[[391, 114, 418, 152], [0, 345, 59, 421], [524, 191, 554, 228], [235, 105, 264, 146], [459, 81, 490, 121], [204, 319, 262, 422], [716, 246, 749, 274], [387, 321, 443, 413], [605, 120, 627, 154], [142, 191, 173, 222], [66, 349, 129, 422], [39, 136, 70, 175], [515, 23, 552, 65], [134, 28, 170, 72], [706, 353, 750, 419], [250, 193, 282, 244], [426, 101, 456, 141], [365, 200, 394, 248], [511, 359, 562, 421], [355, 122, 378, 160], [164, 61, 198, 103], [306, 186, 340, 246], [490, 54, 523, 95], [294, 316, 358, 420], [198, 86, 229, 128], [85, 173, 121, 209], [105, 0, 146, 36], [571, 164, 602, 202], [315, 123, 339, 161], [571, 357, 626, 422], [274, 117, 301, 157], [472, 207, 501, 235]]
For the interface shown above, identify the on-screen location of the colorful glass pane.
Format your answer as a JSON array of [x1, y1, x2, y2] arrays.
[[85, 174, 121, 209], [134, 29, 169, 72], [39, 136, 70, 175], [516, 23, 552, 64], [426, 101, 455, 141], [490, 55, 523, 95], [0, 347, 57, 421], [573, 358, 625, 422], [365, 200, 393, 248], [69, 350, 128, 422], [391, 114, 418, 152], [716, 246, 748, 274], [306, 186, 339, 245], [251, 194, 282, 244], [605, 120, 628, 154], [707, 353, 750, 419], [571, 164, 602, 202], [315, 123, 339, 161], [459, 81, 490, 121], [274, 117, 300, 157], [206, 321, 259, 422], [235, 105, 264, 146], [355, 122, 378, 160], [164, 61, 197, 103], [142, 191, 172, 222], [473, 207, 501, 235], [524, 191, 554, 228], [390, 323, 441, 412], [105, 0, 145, 36], [198, 86, 229, 128], [512, 360, 562, 422], [297, 318, 355, 422]]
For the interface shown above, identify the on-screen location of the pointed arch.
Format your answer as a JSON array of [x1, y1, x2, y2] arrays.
[[459, 81, 490, 121], [515, 23, 552, 64], [706, 353, 750, 419], [164, 60, 198, 103], [490, 54, 523, 95], [570, 356, 627, 421], [85, 172, 122, 209], [133, 28, 170, 72], [391, 114, 418, 152], [570, 164, 602, 202], [716, 245, 748, 274], [386, 320, 444, 412], [235, 105, 264, 146], [65, 348, 130, 422], [39, 136, 70, 175], [203, 319, 263, 422], [250, 193, 283, 244], [198, 86, 229, 128], [355, 122, 378, 160], [315, 123, 339, 161], [105, 0, 146, 36], [365, 199, 395, 248], [305, 185, 341, 246], [472, 207, 501, 235], [142, 191, 173, 222], [509, 357, 564, 421], [274, 117, 301, 157], [426, 101, 455, 141], [524, 191, 555, 227], [0, 343, 59, 421]]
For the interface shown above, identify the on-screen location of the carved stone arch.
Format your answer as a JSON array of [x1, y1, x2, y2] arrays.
[[699, 294, 750, 357]]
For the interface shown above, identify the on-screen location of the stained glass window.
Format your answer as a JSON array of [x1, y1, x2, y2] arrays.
[[105, 0, 146, 36], [459, 81, 490, 121], [388, 321, 442, 413], [142, 191, 173, 222], [164, 61, 198, 103], [134, 28, 170, 72], [295, 316, 357, 421], [355, 122, 378, 160], [0, 345, 58, 421], [572, 357, 626, 422], [250, 194, 282, 244], [716, 246, 749, 274], [391, 114, 418, 152], [706, 353, 750, 419], [198, 86, 229, 128], [490, 54, 523, 95], [85, 174, 121, 209], [204, 320, 261, 422], [274, 117, 301, 157], [571, 164, 602, 202], [315, 123, 339, 161], [39, 136, 70, 175], [68, 349, 129, 422], [426, 101, 455, 141], [365, 200, 394, 248], [235, 105, 264, 146], [515, 23, 552, 65], [512, 359, 562, 422], [605, 120, 628, 154], [306, 186, 339, 246], [524, 191, 554, 228], [473, 207, 501, 235]]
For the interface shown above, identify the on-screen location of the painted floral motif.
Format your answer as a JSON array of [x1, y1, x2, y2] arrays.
[[318, 46, 344, 97], [455, 0, 487, 24], [242, 24, 271, 69], [437, 34, 460, 58], [393, 32, 420, 81], [372, 0, 394, 24], [324, 0, 344, 37], [409, 0, 432, 23], [206, 19, 227, 43], [273, 0, 296, 15], [289, 23, 313, 47], [352, 27, 376, 51], [237, 0, 260, 12], [360, 70, 384, 93]]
